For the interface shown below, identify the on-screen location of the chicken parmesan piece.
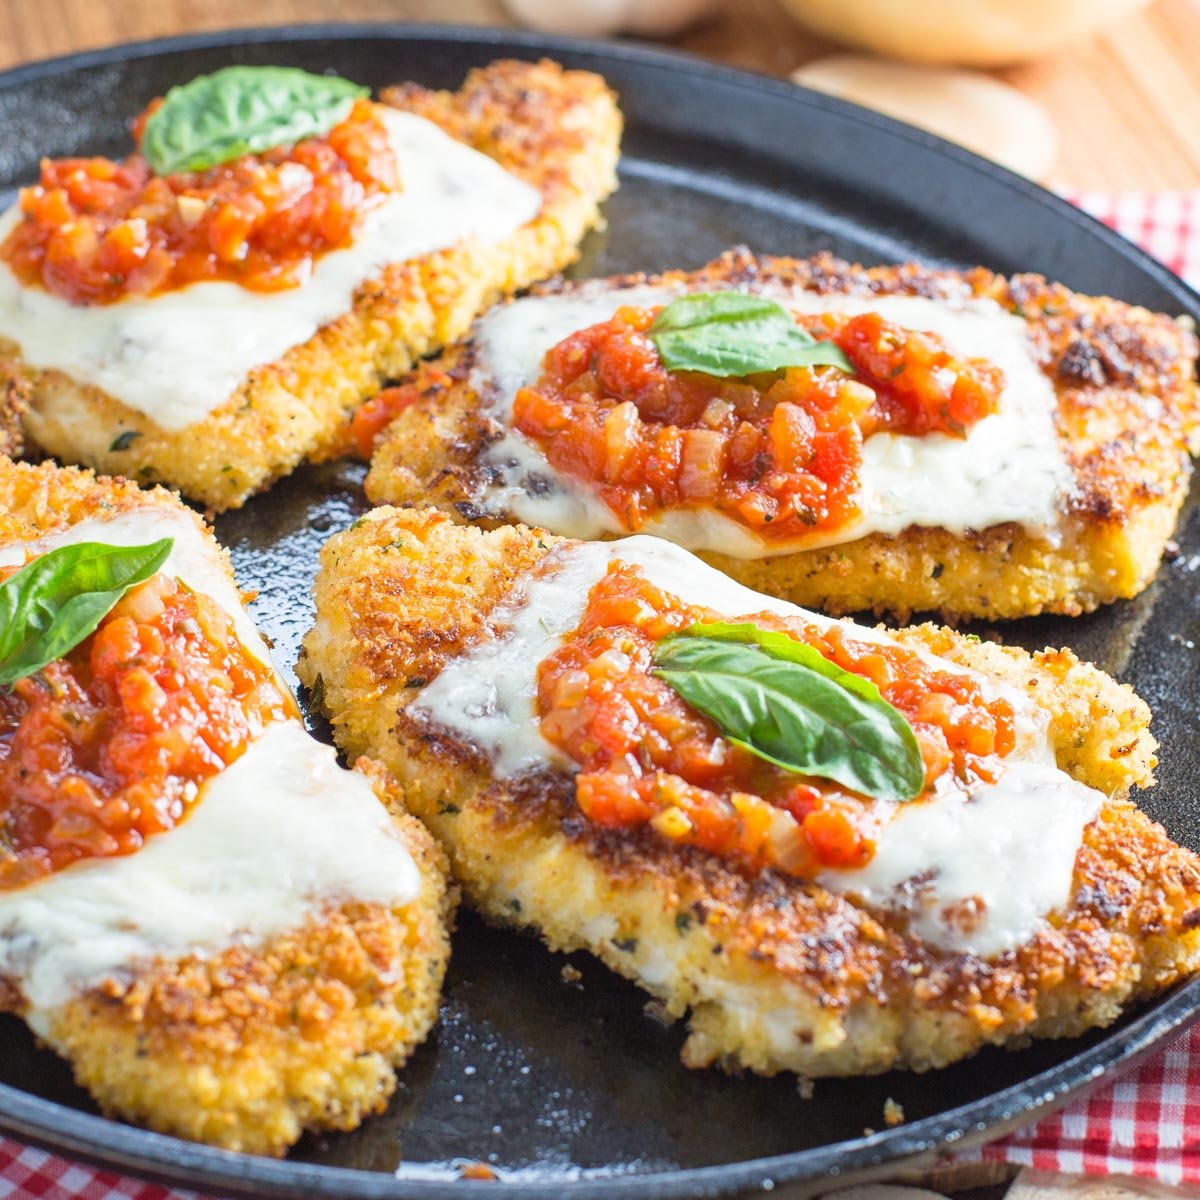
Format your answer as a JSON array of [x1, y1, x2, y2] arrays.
[[0, 459, 453, 1155], [0, 59, 621, 510], [299, 507, 1200, 1078], [363, 248, 1200, 620]]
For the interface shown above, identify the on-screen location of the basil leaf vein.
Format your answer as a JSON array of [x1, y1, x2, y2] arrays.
[[649, 292, 854, 378], [651, 622, 924, 802], [141, 66, 369, 176], [0, 538, 174, 686]]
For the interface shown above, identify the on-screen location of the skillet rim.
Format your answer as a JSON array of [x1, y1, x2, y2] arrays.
[[0, 21, 1197, 1199]]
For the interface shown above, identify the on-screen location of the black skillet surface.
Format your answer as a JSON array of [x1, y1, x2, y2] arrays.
[[1, 23, 1199, 1200]]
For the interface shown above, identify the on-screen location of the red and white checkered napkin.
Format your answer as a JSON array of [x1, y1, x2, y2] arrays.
[[0, 1141, 193, 1200], [1068, 191, 1200, 288], [967, 1022, 1200, 1185], [2, 191, 1199, 1200]]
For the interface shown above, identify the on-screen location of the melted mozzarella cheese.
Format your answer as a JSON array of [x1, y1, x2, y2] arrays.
[[470, 283, 1072, 556], [0, 722, 420, 1031], [817, 759, 1101, 959], [411, 535, 849, 776], [5, 506, 272, 671], [409, 535, 1100, 957], [0, 110, 542, 433]]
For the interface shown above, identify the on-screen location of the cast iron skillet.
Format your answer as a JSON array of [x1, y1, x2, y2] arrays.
[[0, 23, 1198, 1200]]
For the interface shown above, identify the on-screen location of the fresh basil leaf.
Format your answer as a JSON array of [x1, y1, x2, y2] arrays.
[[141, 66, 368, 176], [651, 292, 787, 333], [683, 621, 901, 710], [649, 292, 854, 378], [0, 538, 174, 686], [651, 625, 924, 802]]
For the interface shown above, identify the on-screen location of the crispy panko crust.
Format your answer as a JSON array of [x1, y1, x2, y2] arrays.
[[0, 454, 208, 542], [39, 764, 453, 1157], [364, 248, 1200, 621], [299, 508, 1200, 1078], [2, 59, 621, 511], [0, 460, 456, 1154]]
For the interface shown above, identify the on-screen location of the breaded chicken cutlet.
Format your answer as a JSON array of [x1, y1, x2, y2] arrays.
[[363, 248, 1200, 621], [300, 507, 1200, 1078], [0, 59, 621, 510], [0, 459, 453, 1155]]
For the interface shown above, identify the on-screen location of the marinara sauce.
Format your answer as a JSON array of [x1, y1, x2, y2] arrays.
[[0, 571, 293, 890], [0, 98, 399, 304], [512, 305, 1004, 544], [536, 563, 1017, 879]]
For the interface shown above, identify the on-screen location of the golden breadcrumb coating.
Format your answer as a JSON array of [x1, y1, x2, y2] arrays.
[[2, 59, 621, 511], [40, 763, 453, 1157], [364, 248, 1200, 621], [0, 454, 210, 544], [299, 507, 1200, 1078], [0, 460, 456, 1154]]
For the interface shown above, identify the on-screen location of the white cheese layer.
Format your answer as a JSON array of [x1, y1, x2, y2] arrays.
[[409, 534, 1101, 958], [0, 721, 421, 1031], [471, 283, 1072, 557], [0, 110, 542, 433], [816, 760, 1101, 959]]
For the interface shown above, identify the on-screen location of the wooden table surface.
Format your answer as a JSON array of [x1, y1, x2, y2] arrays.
[[1, 0, 1198, 190]]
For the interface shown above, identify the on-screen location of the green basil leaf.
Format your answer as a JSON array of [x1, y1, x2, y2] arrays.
[[141, 66, 369, 176], [651, 624, 924, 802], [651, 292, 787, 333], [0, 538, 174, 686], [683, 621, 900, 710], [649, 292, 854, 378]]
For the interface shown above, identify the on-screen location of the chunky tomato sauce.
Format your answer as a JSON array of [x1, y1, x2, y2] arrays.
[[0, 98, 399, 304], [537, 564, 1016, 878], [350, 376, 437, 459], [0, 572, 292, 890], [512, 305, 1003, 543]]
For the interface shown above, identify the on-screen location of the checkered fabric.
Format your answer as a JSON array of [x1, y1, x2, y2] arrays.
[[1068, 190, 1200, 288], [970, 1023, 1200, 1186], [0, 1140, 200, 1199], [2, 191, 1199, 1199]]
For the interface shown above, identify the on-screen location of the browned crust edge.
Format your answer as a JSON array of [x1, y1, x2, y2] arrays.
[[365, 247, 1200, 620], [2, 58, 622, 511], [298, 507, 1200, 1077], [0, 461, 457, 1154]]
